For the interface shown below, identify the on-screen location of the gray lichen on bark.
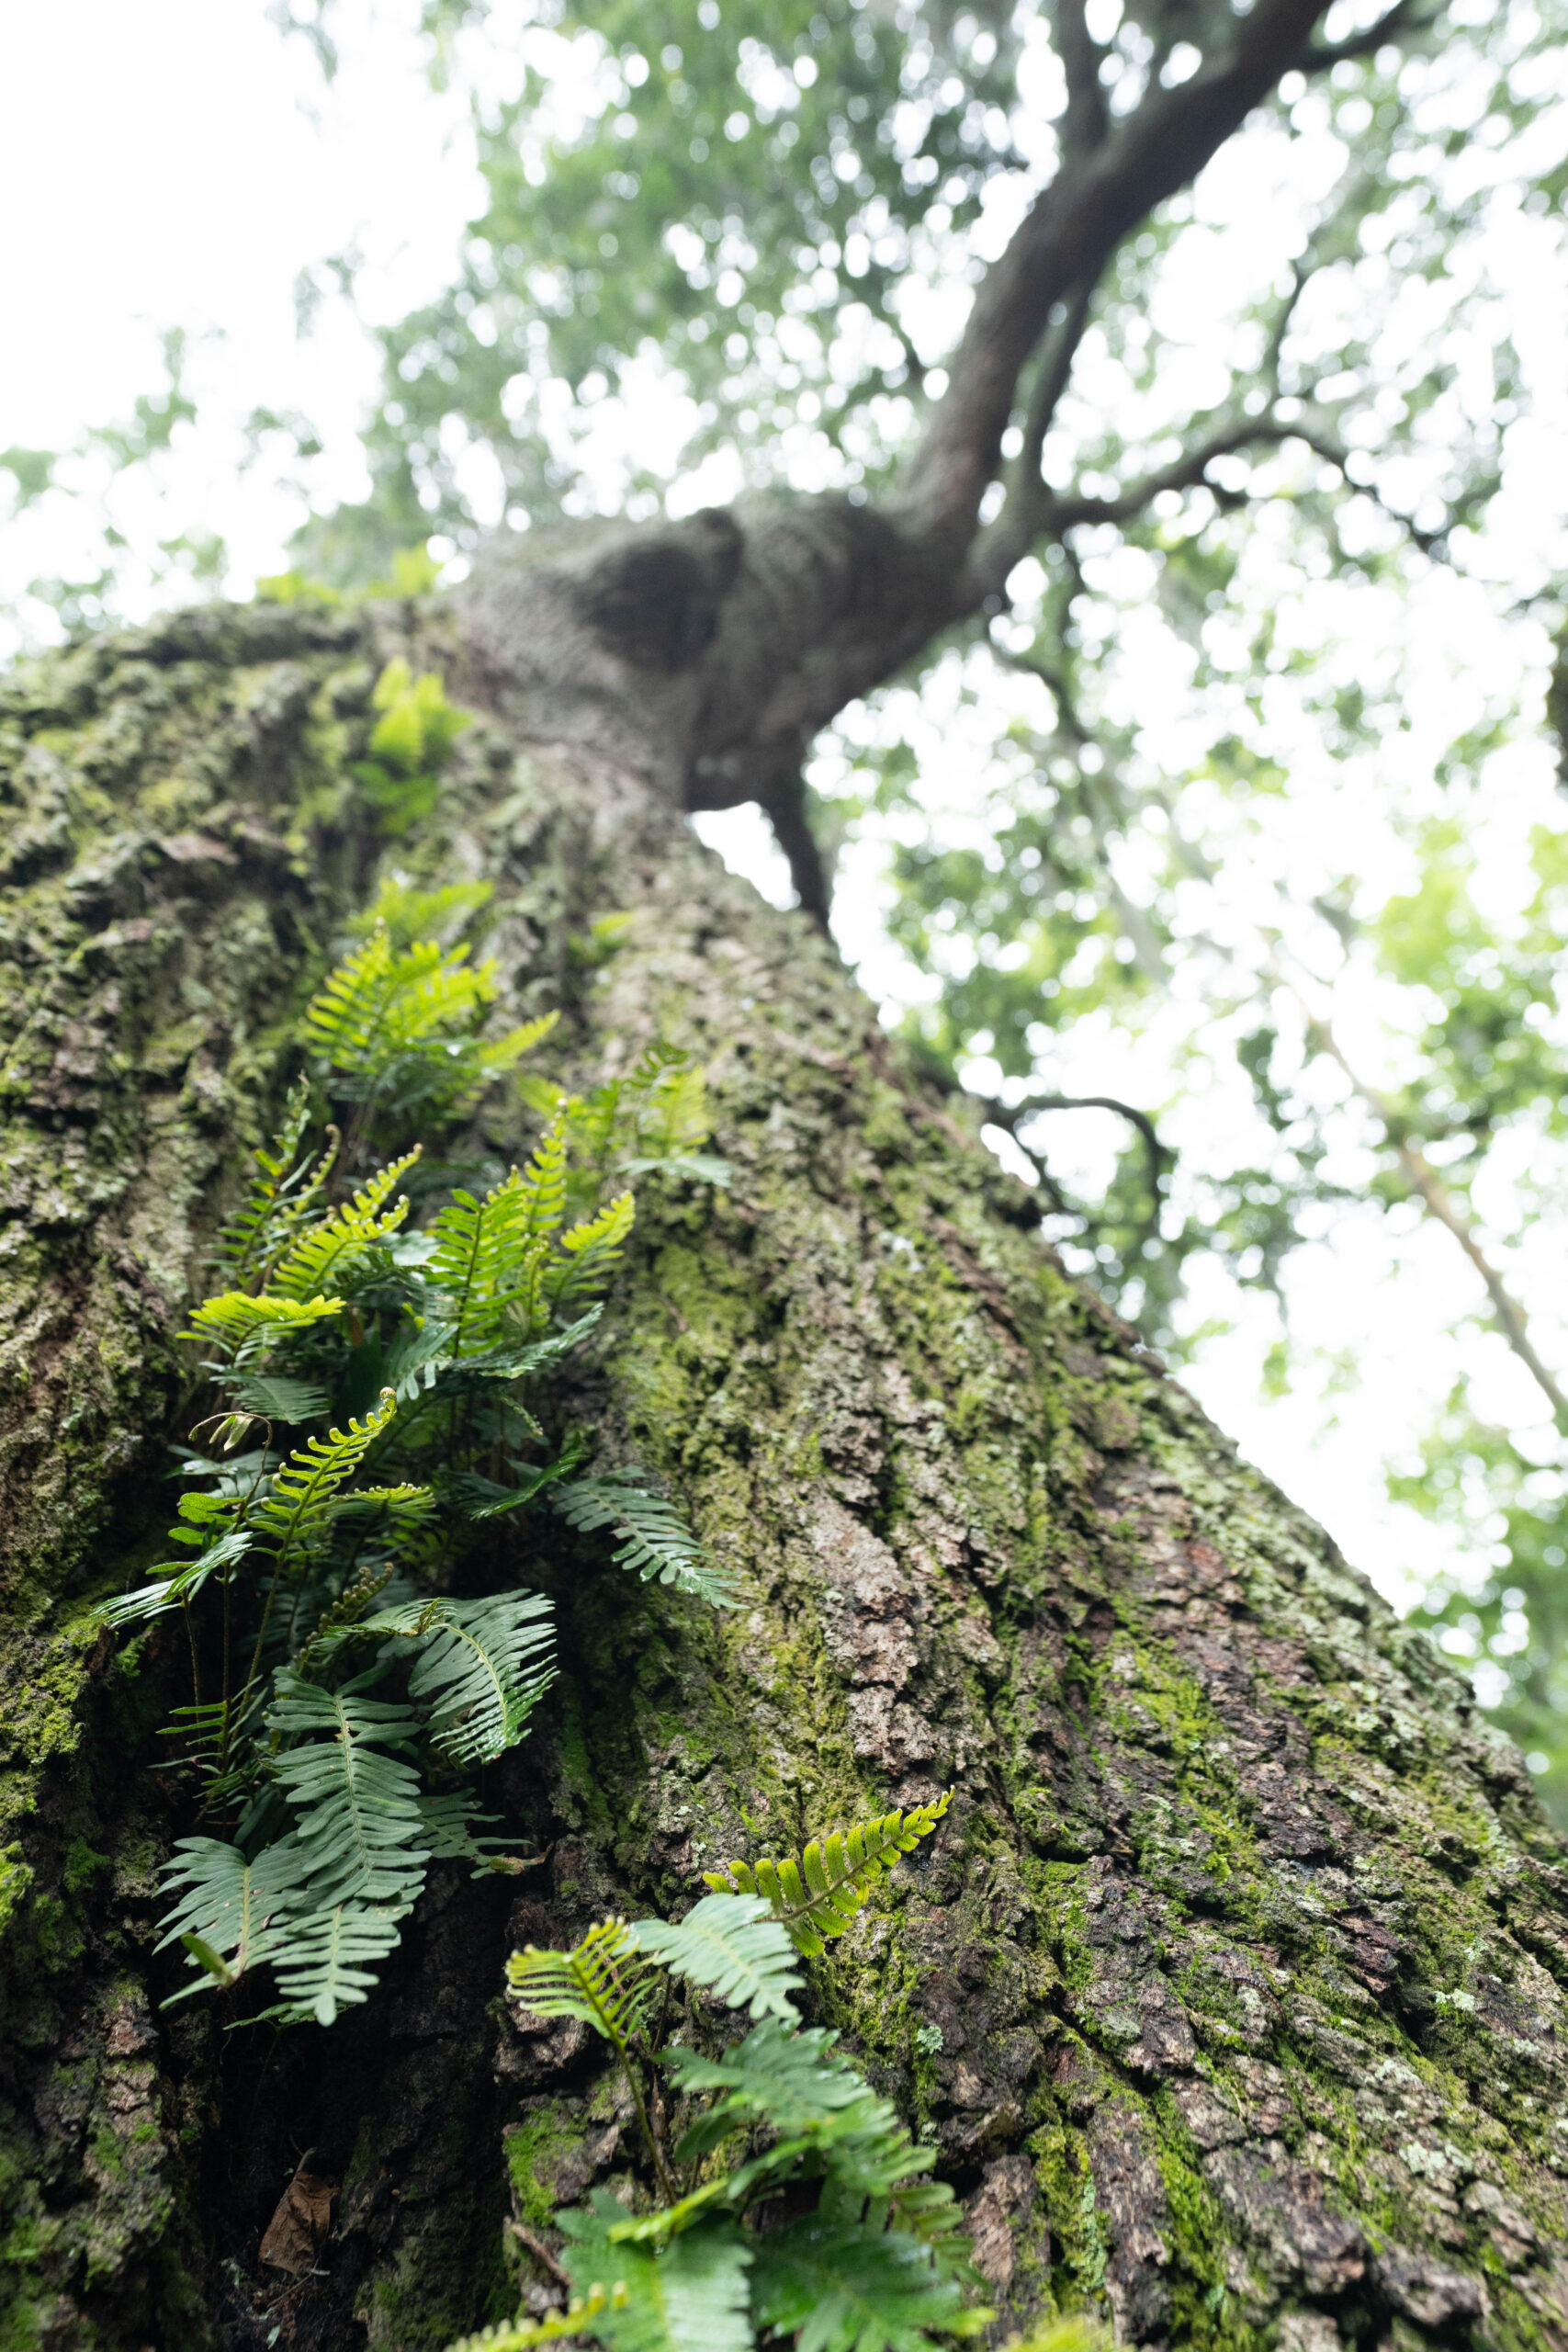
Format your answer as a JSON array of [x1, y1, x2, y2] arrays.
[[3, 568, 1568, 2352]]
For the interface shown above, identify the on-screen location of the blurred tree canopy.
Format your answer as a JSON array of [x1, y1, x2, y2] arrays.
[[9, 0, 1568, 1804]]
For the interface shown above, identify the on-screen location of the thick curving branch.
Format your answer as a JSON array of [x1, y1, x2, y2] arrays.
[[898, 0, 1333, 546]]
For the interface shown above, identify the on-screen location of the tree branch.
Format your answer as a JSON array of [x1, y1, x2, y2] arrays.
[[1294, 0, 1438, 74], [899, 0, 1333, 545], [1283, 975, 1568, 1433]]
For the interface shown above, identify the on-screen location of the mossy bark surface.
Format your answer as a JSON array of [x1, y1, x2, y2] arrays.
[[4, 582, 1568, 2352]]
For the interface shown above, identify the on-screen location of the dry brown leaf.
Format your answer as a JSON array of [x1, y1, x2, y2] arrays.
[[259, 2170, 336, 2274]]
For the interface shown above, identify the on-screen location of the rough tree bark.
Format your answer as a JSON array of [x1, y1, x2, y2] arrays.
[[6, 6, 1567, 2347]]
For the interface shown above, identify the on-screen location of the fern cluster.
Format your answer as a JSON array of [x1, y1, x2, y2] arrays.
[[465, 1801, 973, 2352], [104, 908, 730, 2027]]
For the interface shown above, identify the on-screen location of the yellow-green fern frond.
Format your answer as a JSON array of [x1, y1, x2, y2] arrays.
[[703, 1791, 953, 1957], [445, 2284, 629, 2352], [181, 1291, 344, 1357], [269, 1147, 421, 1301], [505, 1918, 653, 2057], [253, 1389, 398, 1573]]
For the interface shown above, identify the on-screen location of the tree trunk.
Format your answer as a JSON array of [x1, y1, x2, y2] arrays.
[[4, 555, 1568, 2352]]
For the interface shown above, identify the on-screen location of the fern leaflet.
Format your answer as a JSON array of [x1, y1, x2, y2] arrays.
[[505, 1919, 653, 2056], [270, 1901, 409, 2027], [557, 2193, 753, 2352], [363, 1591, 555, 1764], [551, 1472, 734, 1605], [631, 1893, 801, 2023], [702, 1792, 953, 1956]]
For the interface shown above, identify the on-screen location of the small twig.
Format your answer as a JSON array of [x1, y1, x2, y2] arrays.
[[509, 2222, 571, 2293], [1275, 961, 1568, 1432]]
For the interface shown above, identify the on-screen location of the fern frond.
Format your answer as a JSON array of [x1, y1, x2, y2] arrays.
[[217, 1080, 337, 1284], [98, 1523, 253, 1628], [253, 1390, 399, 1573], [631, 1892, 801, 2023], [268, 1147, 421, 1300], [748, 2217, 976, 2352], [702, 1791, 953, 1958], [505, 1919, 653, 2055], [155, 1836, 295, 1997], [551, 1473, 734, 1606], [445, 2285, 631, 2352], [664, 2020, 873, 2152], [546, 1190, 635, 1311], [364, 1592, 555, 1764], [181, 1291, 344, 1358], [267, 1672, 429, 1910], [557, 2193, 753, 2352], [428, 1172, 536, 1356], [223, 1371, 330, 1423], [270, 1900, 408, 2026]]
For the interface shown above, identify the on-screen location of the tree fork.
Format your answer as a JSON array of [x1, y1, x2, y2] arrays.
[[3, 571, 1568, 2352]]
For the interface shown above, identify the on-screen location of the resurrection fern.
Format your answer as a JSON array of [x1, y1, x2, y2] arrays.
[[217, 1078, 338, 1285], [252, 1393, 406, 1575], [702, 1792, 953, 1956], [300, 922, 558, 1124], [361, 1592, 555, 1765], [446, 2286, 632, 2352], [507, 1918, 654, 2058], [103, 927, 729, 2034], [267, 1145, 421, 1299], [479, 1801, 977, 2352], [632, 1894, 802, 2024], [551, 1471, 735, 1604]]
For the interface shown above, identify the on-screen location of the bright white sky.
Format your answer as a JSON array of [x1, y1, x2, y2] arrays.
[[4, 0, 1567, 1679]]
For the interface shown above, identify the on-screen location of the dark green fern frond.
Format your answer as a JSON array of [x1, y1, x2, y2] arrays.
[[363, 1591, 555, 1764], [266, 1672, 429, 1911], [701, 1791, 953, 1956], [749, 2215, 978, 2352], [155, 1836, 296, 2000], [551, 1471, 734, 1605], [270, 1900, 408, 2027], [557, 2195, 753, 2352], [505, 1918, 654, 2056]]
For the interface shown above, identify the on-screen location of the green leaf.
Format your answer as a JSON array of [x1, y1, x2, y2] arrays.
[[267, 1145, 422, 1300], [363, 1591, 555, 1763], [253, 1389, 399, 1573], [266, 1672, 429, 1911], [271, 1900, 408, 2026], [155, 1836, 295, 1998], [505, 1918, 652, 2055], [552, 1472, 735, 1605], [630, 1892, 801, 2022], [444, 2283, 632, 2352], [749, 2217, 976, 2352], [181, 1290, 344, 1357], [557, 2194, 752, 2352], [702, 1792, 953, 1956]]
